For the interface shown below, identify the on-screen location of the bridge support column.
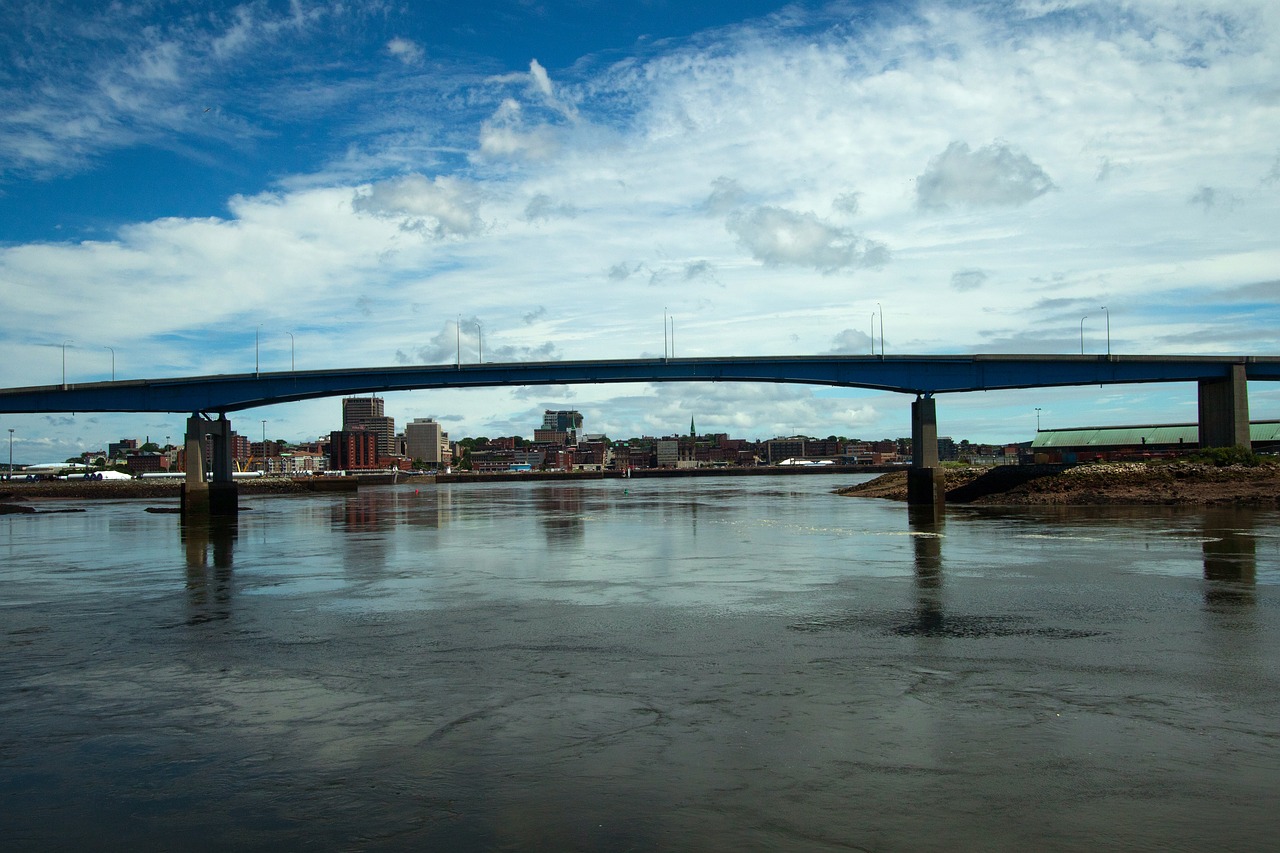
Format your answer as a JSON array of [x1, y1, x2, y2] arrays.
[[180, 414, 238, 517], [907, 394, 945, 508], [1198, 363, 1250, 449]]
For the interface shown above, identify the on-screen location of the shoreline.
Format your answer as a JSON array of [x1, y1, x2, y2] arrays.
[[838, 461, 1280, 506], [7, 461, 1280, 508]]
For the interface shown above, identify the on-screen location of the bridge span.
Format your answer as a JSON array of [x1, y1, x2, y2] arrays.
[[2, 353, 1276, 512]]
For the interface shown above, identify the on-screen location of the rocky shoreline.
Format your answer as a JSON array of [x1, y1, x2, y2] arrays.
[[838, 462, 1280, 506]]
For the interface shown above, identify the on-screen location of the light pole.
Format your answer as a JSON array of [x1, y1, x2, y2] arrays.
[[870, 312, 876, 356], [1080, 315, 1088, 354], [261, 419, 267, 474], [474, 321, 483, 363], [1035, 407, 1042, 432], [287, 332, 295, 372], [104, 346, 115, 381], [7, 428, 12, 479], [456, 316, 461, 367], [1101, 306, 1110, 355], [663, 307, 668, 358], [255, 326, 261, 376], [61, 340, 73, 389], [877, 302, 884, 357]]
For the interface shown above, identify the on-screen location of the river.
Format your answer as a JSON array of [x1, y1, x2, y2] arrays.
[[3, 474, 1278, 851]]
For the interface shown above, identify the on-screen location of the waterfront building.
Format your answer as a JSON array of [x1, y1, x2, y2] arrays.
[[342, 396, 396, 457], [404, 418, 452, 468], [329, 430, 378, 470]]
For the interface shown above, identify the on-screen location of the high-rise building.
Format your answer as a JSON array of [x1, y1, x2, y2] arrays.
[[329, 430, 378, 470], [342, 396, 395, 456], [541, 410, 583, 444], [342, 396, 384, 426], [404, 418, 452, 467]]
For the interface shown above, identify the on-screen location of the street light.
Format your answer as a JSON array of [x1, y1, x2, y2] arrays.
[[7, 428, 12, 480], [1035, 407, 1042, 432], [255, 325, 261, 376], [877, 302, 884, 357], [1080, 315, 1088, 354], [287, 332, 295, 372], [61, 340, 73, 388], [1101, 306, 1110, 355], [261, 419, 267, 474], [475, 320, 483, 363], [104, 346, 115, 381]]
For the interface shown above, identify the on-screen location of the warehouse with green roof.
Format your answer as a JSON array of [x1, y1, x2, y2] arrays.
[[1031, 420, 1280, 463]]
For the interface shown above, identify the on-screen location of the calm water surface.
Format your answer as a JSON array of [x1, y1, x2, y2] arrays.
[[3, 475, 1278, 851]]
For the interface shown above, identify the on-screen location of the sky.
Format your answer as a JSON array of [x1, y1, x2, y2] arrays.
[[2, 0, 1279, 462]]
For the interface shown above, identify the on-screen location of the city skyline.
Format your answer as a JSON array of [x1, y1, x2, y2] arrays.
[[2, 1, 1278, 461]]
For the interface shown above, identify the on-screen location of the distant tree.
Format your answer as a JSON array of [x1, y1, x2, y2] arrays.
[[139, 442, 160, 453], [64, 456, 80, 464]]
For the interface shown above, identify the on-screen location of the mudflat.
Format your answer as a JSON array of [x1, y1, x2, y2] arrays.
[[840, 461, 1280, 506]]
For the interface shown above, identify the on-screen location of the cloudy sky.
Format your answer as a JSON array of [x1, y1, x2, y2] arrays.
[[2, 0, 1278, 460]]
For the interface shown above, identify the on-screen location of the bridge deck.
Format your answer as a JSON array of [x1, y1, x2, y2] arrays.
[[2, 354, 1279, 414]]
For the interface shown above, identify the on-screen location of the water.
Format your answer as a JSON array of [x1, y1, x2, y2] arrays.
[[3, 475, 1278, 851]]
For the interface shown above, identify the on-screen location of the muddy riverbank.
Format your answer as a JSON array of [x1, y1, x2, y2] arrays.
[[839, 462, 1280, 506]]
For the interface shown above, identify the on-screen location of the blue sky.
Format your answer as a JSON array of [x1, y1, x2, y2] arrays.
[[2, 0, 1279, 461]]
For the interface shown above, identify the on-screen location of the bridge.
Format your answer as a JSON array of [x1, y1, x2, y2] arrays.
[[2, 353, 1276, 513]]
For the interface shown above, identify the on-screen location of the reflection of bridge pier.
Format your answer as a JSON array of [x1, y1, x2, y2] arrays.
[[1202, 508, 1256, 609], [909, 505, 945, 633], [182, 516, 236, 622], [180, 413, 238, 517]]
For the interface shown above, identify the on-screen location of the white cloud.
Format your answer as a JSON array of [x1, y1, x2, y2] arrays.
[[725, 206, 889, 273], [387, 37, 424, 65], [352, 174, 484, 238], [916, 141, 1056, 211], [950, 268, 988, 292]]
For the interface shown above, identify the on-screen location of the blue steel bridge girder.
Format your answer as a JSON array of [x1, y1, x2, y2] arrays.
[[1, 354, 1279, 415]]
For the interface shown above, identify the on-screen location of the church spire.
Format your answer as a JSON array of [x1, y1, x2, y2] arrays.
[[690, 416, 696, 437]]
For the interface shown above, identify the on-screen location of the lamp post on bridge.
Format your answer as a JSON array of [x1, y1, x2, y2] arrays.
[[1035, 407, 1041, 432], [1101, 306, 1110, 356], [104, 346, 115, 381], [61, 340, 73, 389], [287, 332, 295, 372], [475, 320, 483, 363], [1079, 316, 1088, 355], [877, 302, 884, 357], [870, 312, 876, 356], [7, 428, 13, 480]]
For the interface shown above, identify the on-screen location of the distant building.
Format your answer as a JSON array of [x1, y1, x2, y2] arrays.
[[109, 438, 138, 459], [329, 430, 378, 470], [656, 439, 679, 468], [541, 410, 583, 443], [125, 451, 168, 474], [405, 418, 452, 468], [343, 396, 396, 456]]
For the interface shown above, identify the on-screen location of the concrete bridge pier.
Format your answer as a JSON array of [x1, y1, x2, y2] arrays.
[[1198, 363, 1251, 449], [180, 413, 238, 517], [907, 394, 946, 509]]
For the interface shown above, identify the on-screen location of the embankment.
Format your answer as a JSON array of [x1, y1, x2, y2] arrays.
[[838, 462, 1280, 506]]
